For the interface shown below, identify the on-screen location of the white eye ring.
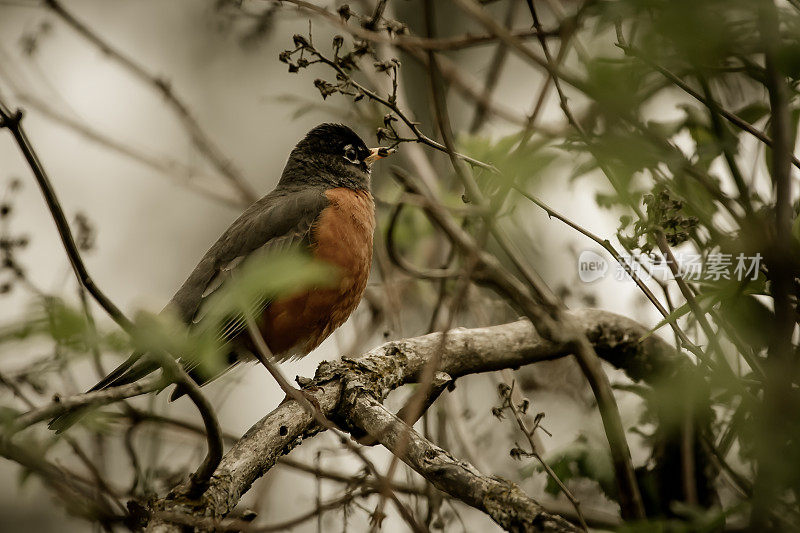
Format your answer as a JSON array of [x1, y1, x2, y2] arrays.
[[343, 144, 360, 165]]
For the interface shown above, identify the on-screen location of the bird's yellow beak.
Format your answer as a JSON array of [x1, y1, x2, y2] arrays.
[[365, 147, 396, 167]]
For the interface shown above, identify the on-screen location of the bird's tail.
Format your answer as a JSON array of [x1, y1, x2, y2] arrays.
[[47, 407, 91, 434], [48, 351, 158, 434]]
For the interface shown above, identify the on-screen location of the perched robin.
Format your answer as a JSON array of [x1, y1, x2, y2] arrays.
[[49, 123, 394, 432]]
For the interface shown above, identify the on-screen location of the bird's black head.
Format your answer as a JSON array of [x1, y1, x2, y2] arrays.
[[279, 123, 393, 190]]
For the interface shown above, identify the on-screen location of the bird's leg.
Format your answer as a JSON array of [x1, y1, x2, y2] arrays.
[[244, 346, 323, 412], [278, 386, 323, 413], [242, 324, 326, 414]]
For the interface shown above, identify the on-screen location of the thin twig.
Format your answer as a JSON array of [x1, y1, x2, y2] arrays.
[[469, 0, 518, 132], [271, 0, 559, 51], [12, 377, 162, 431], [15, 92, 245, 208], [502, 381, 588, 531], [0, 100, 133, 331], [511, 186, 706, 357], [43, 0, 258, 204]]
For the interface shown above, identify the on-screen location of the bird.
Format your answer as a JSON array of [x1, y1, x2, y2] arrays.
[[49, 123, 394, 433]]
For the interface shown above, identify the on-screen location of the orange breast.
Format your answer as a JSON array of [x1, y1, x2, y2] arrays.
[[259, 187, 375, 359]]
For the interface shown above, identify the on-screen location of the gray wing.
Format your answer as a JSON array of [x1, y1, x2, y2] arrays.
[[91, 186, 327, 392], [167, 186, 327, 392], [168, 186, 328, 326], [48, 186, 329, 429]]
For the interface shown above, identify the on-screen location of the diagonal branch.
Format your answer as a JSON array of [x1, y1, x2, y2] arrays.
[[43, 0, 258, 204], [0, 100, 133, 331], [350, 394, 581, 532], [0, 96, 223, 489], [15, 92, 246, 208]]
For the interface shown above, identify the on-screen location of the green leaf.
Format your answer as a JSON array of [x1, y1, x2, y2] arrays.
[[640, 292, 719, 341], [458, 132, 556, 194], [718, 293, 773, 350], [201, 247, 339, 326], [524, 434, 617, 501], [43, 298, 92, 351], [733, 101, 770, 126], [647, 118, 686, 138]]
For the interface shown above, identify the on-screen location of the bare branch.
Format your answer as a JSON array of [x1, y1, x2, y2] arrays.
[[12, 376, 162, 431], [499, 381, 588, 531], [271, 0, 560, 51], [0, 99, 134, 331], [16, 93, 246, 208], [43, 0, 258, 204]]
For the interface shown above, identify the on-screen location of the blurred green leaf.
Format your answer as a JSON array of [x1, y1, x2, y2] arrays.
[[733, 102, 770, 126], [617, 504, 730, 533], [42, 298, 92, 351], [201, 247, 339, 325], [459, 132, 556, 195], [584, 58, 649, 115], [126, 249, 337, 379], [523, 434, 616, 501], [130, 310, 223, 376], [0, 298, 129, 357], [640, 292, 719, 341], [718, 293, 773, 350], [647, 118, 686, 139]]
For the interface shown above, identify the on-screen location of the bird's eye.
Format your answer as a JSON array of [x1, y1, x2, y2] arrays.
[[343, 144, 360, 165]]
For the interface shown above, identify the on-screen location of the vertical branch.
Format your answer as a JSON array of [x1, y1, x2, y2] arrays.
[[754, 0, 797, 527], [469, 0, 518, 132]]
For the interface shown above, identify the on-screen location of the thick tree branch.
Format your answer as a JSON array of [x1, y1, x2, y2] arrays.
[[144, 309, 676, 531], [350, 394, 580, 532]]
